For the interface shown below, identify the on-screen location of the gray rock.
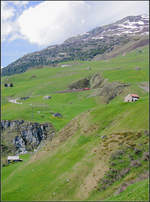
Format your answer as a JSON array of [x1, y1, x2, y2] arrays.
[[53, 113, 62, 118], [101, 135, 107, 139], [1, 120, 55, 154], [135, 67, 141, 71], [20, 96, 30, 100]]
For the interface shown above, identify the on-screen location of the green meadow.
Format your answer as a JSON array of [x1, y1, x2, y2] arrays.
[[1, 45, 149, 201]]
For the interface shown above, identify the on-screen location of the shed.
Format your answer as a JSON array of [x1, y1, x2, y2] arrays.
[[5, 83, 14, 87], [124, 94, 140, 102], [43, 96, 51, 99], [7, 156, 23, 163]]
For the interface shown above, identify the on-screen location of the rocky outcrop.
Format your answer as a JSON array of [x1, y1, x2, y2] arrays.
[[96, 81, 129, 103], [1, 120, 55, 155], [90, 74, 105, 89], [89, 73, 129, 103], [69, 77, 90, 89]]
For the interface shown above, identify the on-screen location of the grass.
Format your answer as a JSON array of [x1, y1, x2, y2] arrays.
[[105, 179, 149, 201], [1, 98, 149, 201], [1, 46, 149, 131], [1, 45, 149, 201]]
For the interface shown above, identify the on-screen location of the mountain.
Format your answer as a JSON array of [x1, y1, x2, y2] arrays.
[[2, 14, 149, 76]]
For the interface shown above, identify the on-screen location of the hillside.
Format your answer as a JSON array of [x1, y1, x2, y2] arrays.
[[2, 14, 149, 76], [1, 45, 149, 201]]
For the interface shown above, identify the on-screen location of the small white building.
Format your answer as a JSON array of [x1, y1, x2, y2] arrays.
[[7, 156, 22, 163], [124, 94, 140, 102], [43, 96, 51, 99], [61, 64, 71, 68]]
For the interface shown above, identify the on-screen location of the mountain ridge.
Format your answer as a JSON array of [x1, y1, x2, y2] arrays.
[[2, 14, 149, 76]]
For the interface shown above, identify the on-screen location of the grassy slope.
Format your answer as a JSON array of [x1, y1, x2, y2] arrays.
[[1, 45, 149, 201], [1, 46, 149, 131], [105, 179, 149, 201]]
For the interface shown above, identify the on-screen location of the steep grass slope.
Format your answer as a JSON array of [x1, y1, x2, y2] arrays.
[[1, 46, 149, 131], [1, 45, 149, 201], [2, 99, 149, 201]]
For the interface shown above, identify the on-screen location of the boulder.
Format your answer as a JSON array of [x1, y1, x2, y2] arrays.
[[101, 135, 107, 139], [20, 96, 30, 100], [53, 113, 62, 118], [135, 67, 141, 71]]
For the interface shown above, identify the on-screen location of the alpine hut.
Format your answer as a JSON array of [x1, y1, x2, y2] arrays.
[[124, 94, 140, 102]]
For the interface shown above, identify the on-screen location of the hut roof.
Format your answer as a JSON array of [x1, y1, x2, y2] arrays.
[[7, 156, 19, 160], [131, 94, 140, 98]]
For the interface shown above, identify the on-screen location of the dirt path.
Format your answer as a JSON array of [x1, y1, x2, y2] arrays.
[[77, 158, 109, 199]]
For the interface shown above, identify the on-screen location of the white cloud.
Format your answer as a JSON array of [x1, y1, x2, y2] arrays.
[[17, 1, 96, 45], [1, 1, 149, 45], [1, 1, 29, 41], [1, 1, 15, 20], [11, 1, 29, 7], [1, 2, 15, 41]]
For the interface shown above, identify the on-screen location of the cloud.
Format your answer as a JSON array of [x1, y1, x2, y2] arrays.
[[1, 2, 15, 40], [1, 1, 149, 46], [11, 1, 29, 7], [1, 1, 29, 41], [16, 1, 150, 46], [17, 1, 97, 46]]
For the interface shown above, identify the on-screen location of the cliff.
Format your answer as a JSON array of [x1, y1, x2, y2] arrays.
[[1, 120, 55, 155]]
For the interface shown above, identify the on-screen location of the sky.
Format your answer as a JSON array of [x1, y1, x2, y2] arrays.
[[1, 1, 149, 67]]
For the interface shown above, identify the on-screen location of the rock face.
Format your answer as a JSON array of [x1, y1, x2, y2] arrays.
[[90, 74, 104, 89], [89, 73, 129, 103], [1, 120, 55, 155]]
